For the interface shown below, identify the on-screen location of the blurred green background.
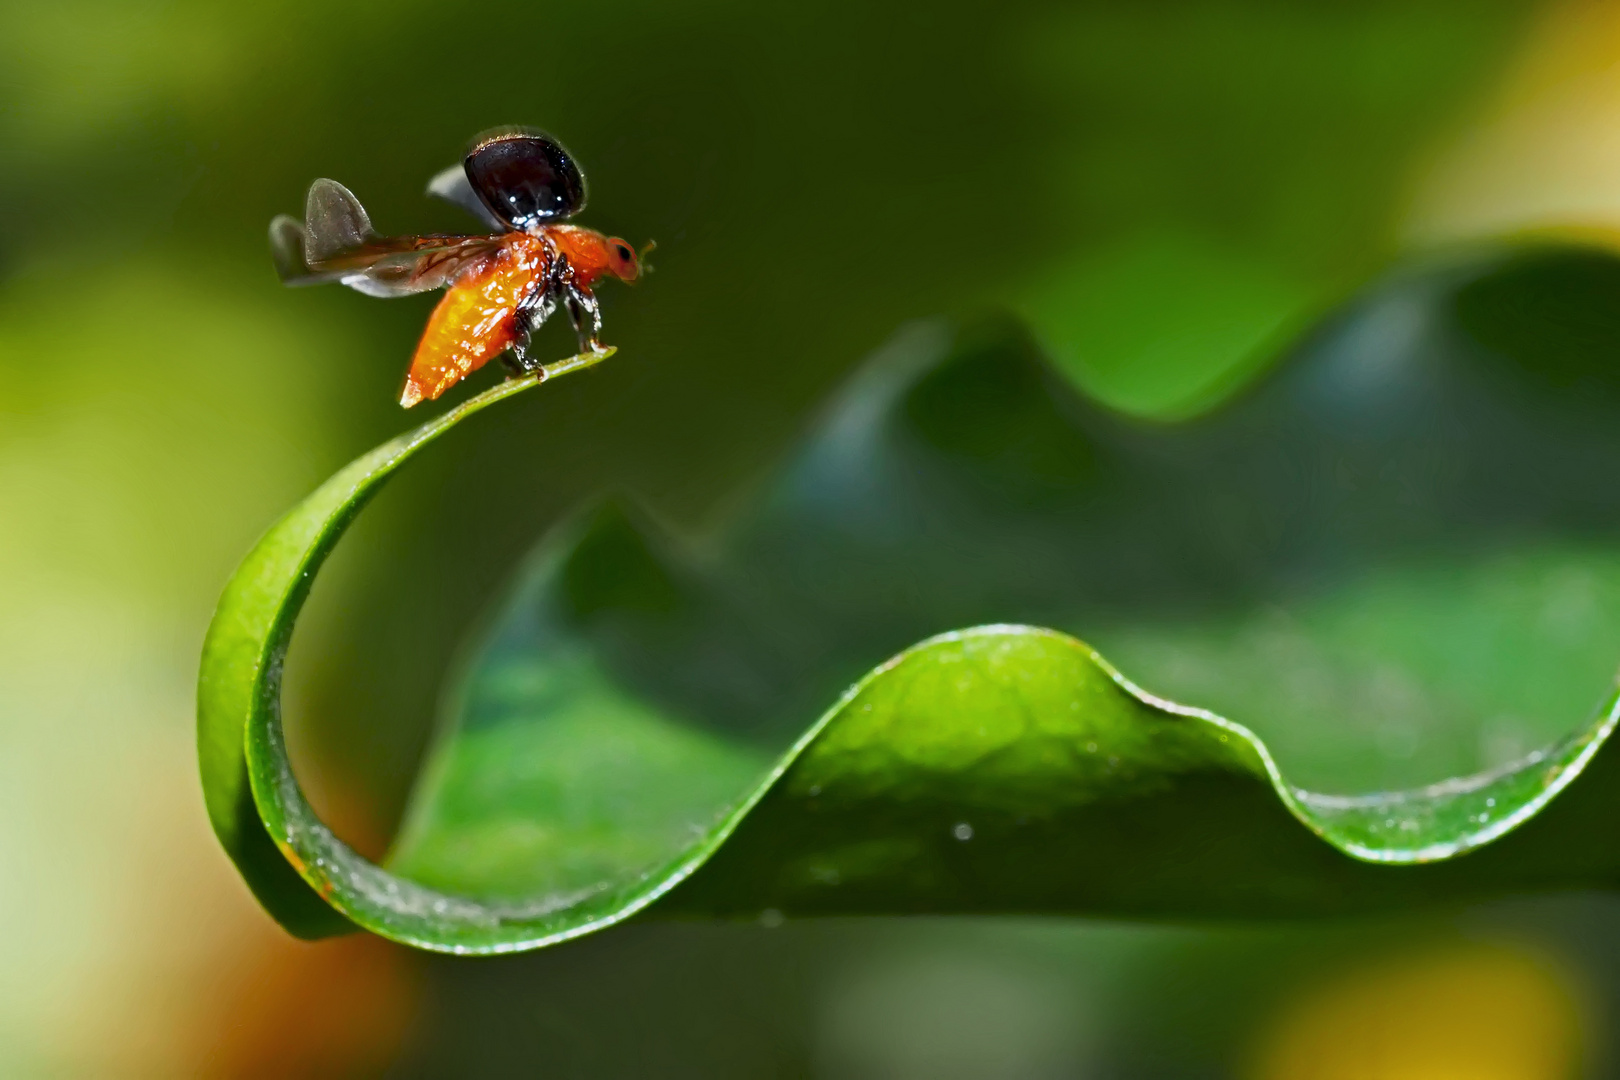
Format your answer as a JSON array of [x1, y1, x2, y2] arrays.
[[10, 0, 1620, 1074]]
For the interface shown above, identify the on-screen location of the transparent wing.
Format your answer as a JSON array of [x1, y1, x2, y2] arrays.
[[426, 163, 507, 231], [270, 178, 504, 298]]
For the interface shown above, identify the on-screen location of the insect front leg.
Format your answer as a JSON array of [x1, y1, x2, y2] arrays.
[[563, 281, 604, 353]]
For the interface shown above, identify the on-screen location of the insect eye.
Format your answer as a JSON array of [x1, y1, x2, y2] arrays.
[[615, 244, 633, 263]]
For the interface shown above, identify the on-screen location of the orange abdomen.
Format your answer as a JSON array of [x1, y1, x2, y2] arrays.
[[401, 233, 549, 407]]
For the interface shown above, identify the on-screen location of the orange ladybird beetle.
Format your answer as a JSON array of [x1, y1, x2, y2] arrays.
[[270, 127, 644, 407]]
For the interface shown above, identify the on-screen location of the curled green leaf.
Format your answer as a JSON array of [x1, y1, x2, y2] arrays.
[[200, 247, 1620, 953], [197, 349, 614, 946]]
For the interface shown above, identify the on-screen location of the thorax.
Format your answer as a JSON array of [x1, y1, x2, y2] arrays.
[[537, 224, 612, 287]]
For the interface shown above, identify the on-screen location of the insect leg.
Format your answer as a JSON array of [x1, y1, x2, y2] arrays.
[[504, 281, 560, 375], [563, 281, 603, 353]]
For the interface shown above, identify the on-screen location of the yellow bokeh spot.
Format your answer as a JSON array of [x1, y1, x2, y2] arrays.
[[1251, 944, 1582, 1080], [1407, 0, 1620, 248]]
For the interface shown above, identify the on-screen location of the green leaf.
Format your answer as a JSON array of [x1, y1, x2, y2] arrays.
[[196, 349, 614, 944], [203, 244, 1620, 953]]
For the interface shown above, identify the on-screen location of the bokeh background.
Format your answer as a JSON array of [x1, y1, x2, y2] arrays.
[[9, 0, 1620, 1074]]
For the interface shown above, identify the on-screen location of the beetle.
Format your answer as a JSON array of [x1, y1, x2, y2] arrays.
[[271, 127, 643, 407]]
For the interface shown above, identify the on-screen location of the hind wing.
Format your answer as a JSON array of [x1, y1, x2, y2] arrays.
[[270, 178, 504, 298], [426, 162, 507, 231]]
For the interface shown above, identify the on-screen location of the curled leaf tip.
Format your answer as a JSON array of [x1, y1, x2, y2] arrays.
[[197, 349, 614, 942]]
